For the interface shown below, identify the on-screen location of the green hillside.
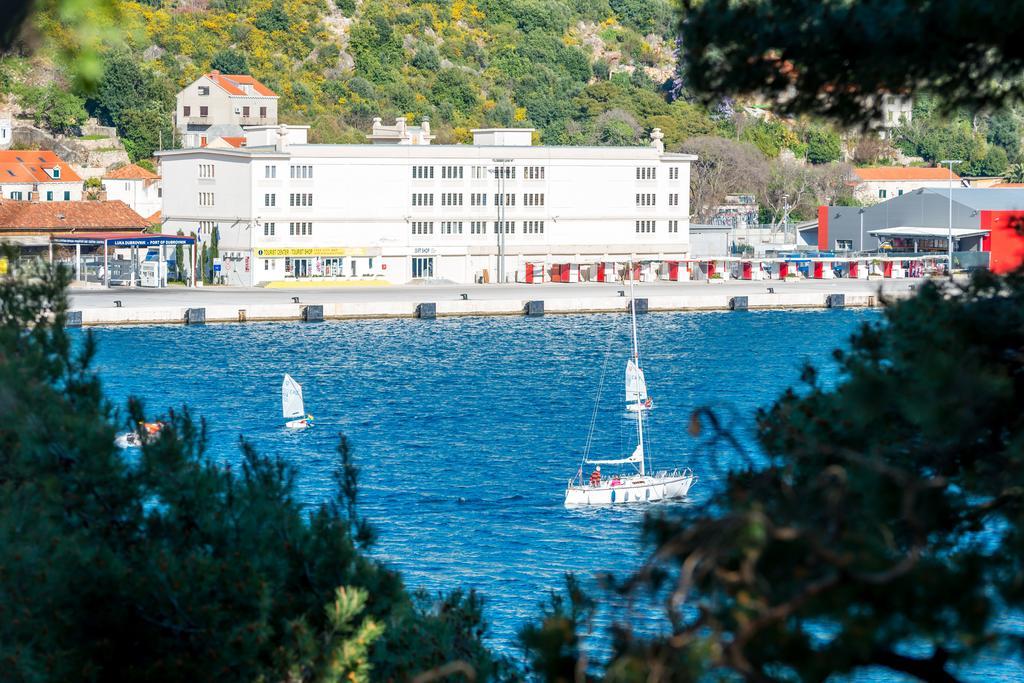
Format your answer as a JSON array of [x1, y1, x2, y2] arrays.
[[14, 0, 713, 156]]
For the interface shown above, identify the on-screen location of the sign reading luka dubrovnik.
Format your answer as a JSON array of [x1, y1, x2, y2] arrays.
[[256, 247, 367, 257]]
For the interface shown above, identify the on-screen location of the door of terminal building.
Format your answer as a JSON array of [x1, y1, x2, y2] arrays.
[[411, 256, 434, 278], [294, 259, 310, 278]]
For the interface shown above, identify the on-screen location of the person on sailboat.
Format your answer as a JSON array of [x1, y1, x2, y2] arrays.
[[589, 465, 602, 486], [305, 414, 315, 427]]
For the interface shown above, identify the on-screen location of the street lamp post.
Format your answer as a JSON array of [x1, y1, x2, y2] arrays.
[[940, 159, 962, 277], [859, 208, 865, 253]]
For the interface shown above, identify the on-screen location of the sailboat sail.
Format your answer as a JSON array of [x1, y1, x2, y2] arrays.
[[282, 374, 305, 419], [625, 359, 648, 404]]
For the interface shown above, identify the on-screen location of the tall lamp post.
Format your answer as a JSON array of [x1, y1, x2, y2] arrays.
[[487, 163, 509, 283], [858, 208, 865, 254], [940, 159, 962, 277]]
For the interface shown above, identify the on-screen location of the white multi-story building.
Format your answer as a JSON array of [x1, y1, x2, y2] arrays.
[[157, 122, 696, 285], [175, 71, 278, 148]]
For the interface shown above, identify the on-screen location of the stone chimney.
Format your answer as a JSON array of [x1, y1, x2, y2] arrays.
[[421, 116, 431, 137], [275, 124, 288, 152], [210, 69, 220, 76], [395, 117, 407, 135], [372, 116, 382, 132], [650, 127, 665, 153]]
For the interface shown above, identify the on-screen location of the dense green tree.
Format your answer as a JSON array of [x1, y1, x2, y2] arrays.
[[0, 256, 505, 682], [254, 1, 290, 32], [524, 270, 1024, 681], [510, 0, 571, 33], [678, 0, 1024, 124], [740, 118, 798, 158], [333, 0, 356, 14], [210, 48, 249, 74], [646, 101, 716, 148], [117, 107, 171, 161], [611, 0, 672, 33], [804, 125, 842, 164], [411, 44, 440, 72], [92, 52, 158, 127], [17, 84, 87, 134], [592, 109, 642, 145], [430, 69, 479, 116], [986, 110, 1022, 162]]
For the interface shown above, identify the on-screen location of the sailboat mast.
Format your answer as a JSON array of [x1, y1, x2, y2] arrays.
[[628, 260, 645, 476]]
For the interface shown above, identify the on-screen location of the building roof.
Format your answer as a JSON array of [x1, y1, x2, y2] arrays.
[[103, 163, 159, 180], [854, 166, 960, 182], [206, 71, 277, 97], [924, 188, 1024, 211], [0, 150, 82, 184], [869, 226, 988, 239], [991, 182, 1024, 188], [146, 210, 161, 224], [0, 200, 150, 233]]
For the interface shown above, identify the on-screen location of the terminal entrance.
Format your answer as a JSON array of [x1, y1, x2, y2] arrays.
[[411, 256, 434, 278]]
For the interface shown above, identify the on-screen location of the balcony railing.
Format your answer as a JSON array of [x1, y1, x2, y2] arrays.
[[239, 115, 273, 125]]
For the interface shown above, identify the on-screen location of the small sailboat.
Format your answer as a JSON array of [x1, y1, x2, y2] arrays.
[[564, 264, 695, 507], [282, 374, 313, 430], [114, 421, 165, 448], [625, 359, 652, 412]]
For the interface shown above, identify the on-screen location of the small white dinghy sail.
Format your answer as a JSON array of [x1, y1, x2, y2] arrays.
[[564, 264, 695, 507], [625, 359, 649, 412], [282, 373, 310, 430]]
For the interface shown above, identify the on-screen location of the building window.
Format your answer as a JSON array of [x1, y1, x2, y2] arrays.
[[898, 189, 904, 196], [668, 220, 679, 233], [265, 193, 276, 207], [46, 191, 53, 201], [524, 166, 545, 180], [290, 165, 312, 179], [10, 191, 21, 200], [493, 166, 515, 179], [524, 220, 545, 234], [879, 189, 887, 199], [265, 165, 276, 179], [441, 192, 463, 206], [288, 221, 312, 236], [63, 191, 70, 200], [441, 166, 464, 179], [441, 221, 463, 234], [494, 193, 515, 206], [411, 221, 434, 235], [636, 167, 656, 180], [199, 220, 217, 236], [289, 193, 313, 207], [183, 106, 191, 117], [471, 166, 486, 179], [198, 192, 215, 207], [470, 220, 487, 234], [412, 193, 434, 206], [524, 193, 545, 206], [260, 106, 267, 118], [264, 222, 276, 236], [836, 239, 853, 251], [471, 193, 487, 206], [200, 106, 208, 117], [493, 220, 514, 234], [668, 193, 679, 206], [264, 260, 270, 271], [635, 193, 656, 207], [669, 167, 679, 180], [199, 163, 215, 179], [198, 86, 209, 96], [242, 106, 250, 117], [412, 165, 434, 179], [635, 220, 655, 233]]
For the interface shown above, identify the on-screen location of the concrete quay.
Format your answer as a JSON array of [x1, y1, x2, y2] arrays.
[[66, 279, 922, 326]]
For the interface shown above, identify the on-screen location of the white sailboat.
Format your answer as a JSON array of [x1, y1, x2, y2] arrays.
[[625, 359, 651, 412], [564, 266, 695, 507], [282, 374, 313, 430]]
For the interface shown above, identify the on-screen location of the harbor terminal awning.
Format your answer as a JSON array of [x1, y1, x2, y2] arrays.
[[868, 226, 988, 240], [51, 232, 196, 247]]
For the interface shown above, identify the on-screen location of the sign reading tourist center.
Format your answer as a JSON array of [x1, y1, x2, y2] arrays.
[[256, 247, 371, 257]]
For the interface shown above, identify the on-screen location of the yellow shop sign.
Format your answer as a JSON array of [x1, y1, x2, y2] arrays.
[[256, 247, 367, 257]]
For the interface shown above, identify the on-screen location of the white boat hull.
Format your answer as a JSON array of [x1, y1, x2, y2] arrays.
[[564, 472, 695, 507], [285, 418, 309, 430]]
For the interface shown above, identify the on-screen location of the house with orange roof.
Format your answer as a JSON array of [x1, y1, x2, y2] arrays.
[[102, 163, 162, 220], [853, 166, 963, 204], [0, 150, 83, 202], [175, 70, 278, 148]]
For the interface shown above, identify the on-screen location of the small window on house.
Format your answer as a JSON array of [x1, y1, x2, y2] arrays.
[[260, 106, 267, 117], [183, 106, 191, 117], [879, 189, 887, 199], [243, 106, 250, 117], [63, 191, 70, 200], [52, 167, 60, 179], [199, 86, 210, 96], [200, 106, 208, 117], [898, 189, 904, 196], [46, 191, 53, 201]]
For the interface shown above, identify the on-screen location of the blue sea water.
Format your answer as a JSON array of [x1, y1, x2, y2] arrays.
[[73, 309, 1021, 679]]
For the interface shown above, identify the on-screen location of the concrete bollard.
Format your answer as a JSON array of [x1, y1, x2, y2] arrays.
[[65, 310, 83, 327], [184, 308, 206, 325], [302, 305, 324, 322], [238, 309, 247, 323], [827, 293, 846, 308], [524, 300, 544, 317], [416, 303, 436, 319], [629, 298, 649, 315], [729, 296, 749, 311]]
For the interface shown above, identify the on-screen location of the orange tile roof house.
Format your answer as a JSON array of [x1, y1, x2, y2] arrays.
[[853, 166, 963, 204], [0, 200, 150, 236], [102, 163, 162, 219], [0, 150, 84, 202], [175, 71, 279, 148]]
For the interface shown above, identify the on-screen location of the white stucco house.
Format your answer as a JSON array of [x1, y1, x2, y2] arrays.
[[853, 166, 962, 204], [0, 150, 83, 201], [175, 71, 279, 148], [102, 163, 161, 222]]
